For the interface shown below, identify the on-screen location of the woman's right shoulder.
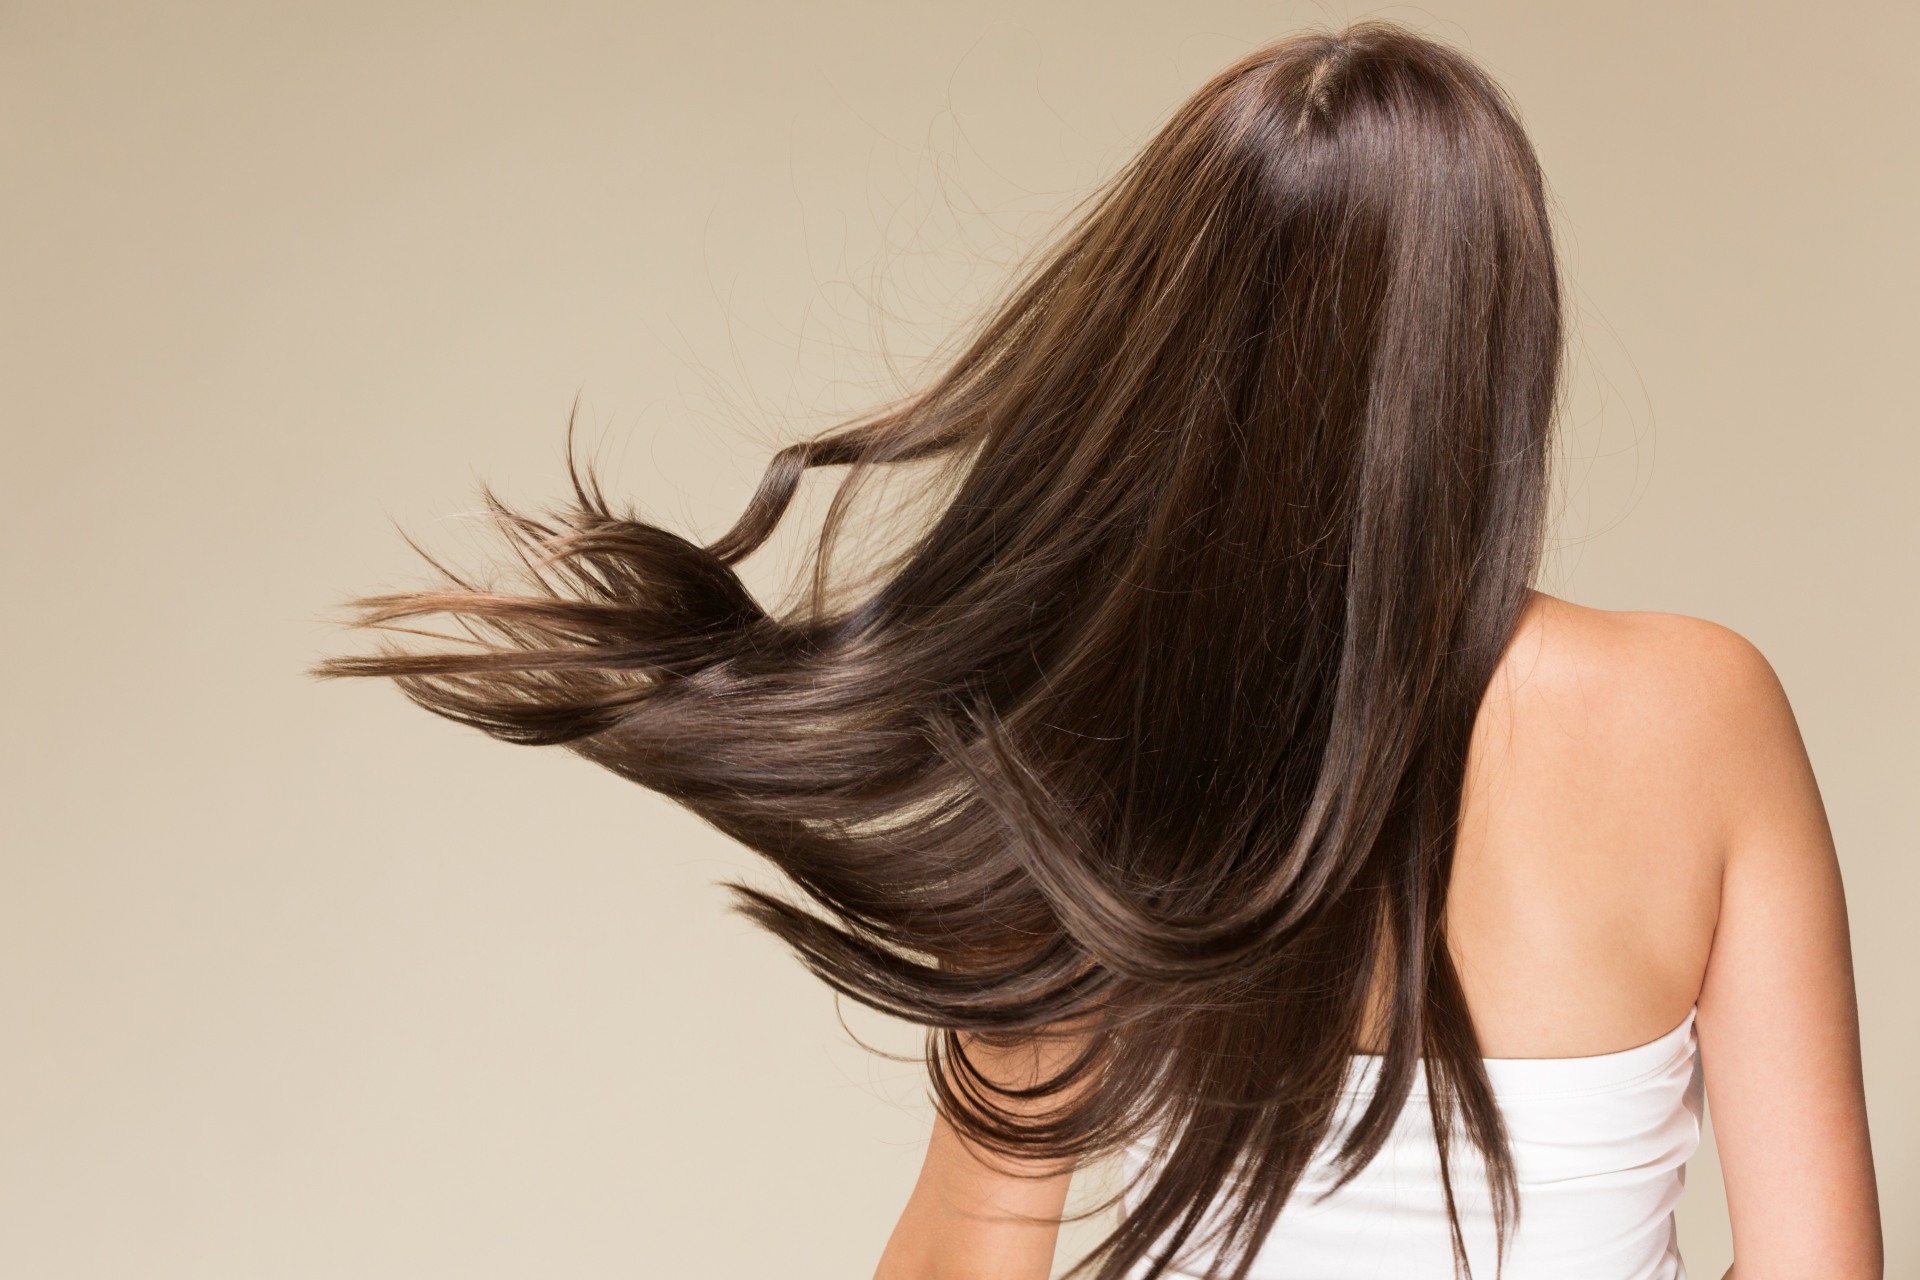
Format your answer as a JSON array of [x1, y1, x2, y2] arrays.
[[1501, 590, 1796, 781], [1510, 603, 1887, 1274], [1465, 592, 1842, 1060], [1488, 590, 1808, 885]]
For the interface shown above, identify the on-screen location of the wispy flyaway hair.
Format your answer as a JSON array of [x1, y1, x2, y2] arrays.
[[311, 19, 1564, 1280]]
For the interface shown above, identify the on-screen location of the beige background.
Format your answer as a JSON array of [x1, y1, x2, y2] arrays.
[[3, 3, 1912, 1276]]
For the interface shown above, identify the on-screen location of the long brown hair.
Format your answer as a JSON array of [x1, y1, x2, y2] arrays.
[[311, 19, 1563, 1280]]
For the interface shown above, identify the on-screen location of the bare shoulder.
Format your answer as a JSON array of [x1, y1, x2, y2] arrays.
[[1489, 591, 1797, 803], [1451, 592, 1813, 1052], [1499, 591, 1778, 705]]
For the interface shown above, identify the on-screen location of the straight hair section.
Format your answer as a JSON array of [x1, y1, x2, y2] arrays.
[[312, 20, 1564, 1280]]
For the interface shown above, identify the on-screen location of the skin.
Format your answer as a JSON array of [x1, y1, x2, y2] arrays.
[[872, 590, 1882, 1280]]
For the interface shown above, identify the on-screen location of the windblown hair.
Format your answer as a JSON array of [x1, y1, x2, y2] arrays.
[[312, 20, 1563, 1280]]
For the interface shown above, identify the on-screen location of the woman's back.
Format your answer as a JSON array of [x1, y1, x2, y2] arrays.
[[1107, 590, 1876, 1278], [1392, 589, 1721, 1061], [1114, 592, 1715, 1276]]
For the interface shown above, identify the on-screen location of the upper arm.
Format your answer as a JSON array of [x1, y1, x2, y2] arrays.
[[1682, 621, 1882, 1277]]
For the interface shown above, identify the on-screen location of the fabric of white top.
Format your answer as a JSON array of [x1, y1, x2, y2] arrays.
[[1117, 1006, 1705, 1279]]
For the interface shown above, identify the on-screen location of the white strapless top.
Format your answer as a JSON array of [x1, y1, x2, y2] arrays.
[[1118, 1007, 1705, 1279]]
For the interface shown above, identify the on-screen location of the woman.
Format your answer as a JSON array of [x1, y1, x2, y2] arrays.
[[311, 19, 1881, 1280]]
